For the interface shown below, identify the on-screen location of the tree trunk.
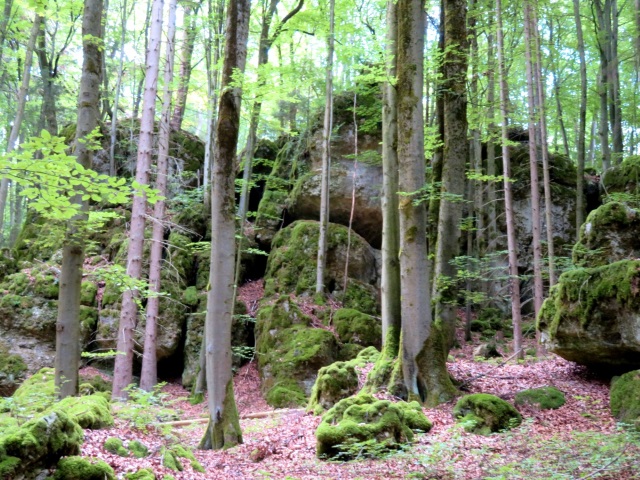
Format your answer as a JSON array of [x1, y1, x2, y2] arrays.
[[140, 0, 177, 392], [316, 0, 335, 295], [55, 0, 103, 399], [112, 0, 164, 401], [36, 17, 59, 136], [396, 0, 432, 401], [574, 0, 587, 230], [380, 0, 401, 353], [199, 0, 250, 451], [486, 15, 497, 255], [496, 0, 523, 359], [594, 0, 611, 170], [523, 0, 543, 331], [0, 14, 41, 245], [109, 0, 128, 176], [433, 0, 468, 349]]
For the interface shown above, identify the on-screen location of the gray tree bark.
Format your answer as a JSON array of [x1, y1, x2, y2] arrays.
[[199, 0, 250, 451], [112, 0, 164, 401]]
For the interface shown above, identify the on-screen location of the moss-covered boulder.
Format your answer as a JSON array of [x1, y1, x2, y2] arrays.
[[0, 410, 84, 477], [263, 221, 379, 313], [55, 394, 113, 429], [255, 296, 340, 407], [104, 437, 128, 456], [0, 344, 27, 396], [601, 156, 640, 195], [538, 259, 640, 369], [53, 456, 116, 480], [125, 468, 156, 480], [453, 394, 522, 435], [161, 445, 204, 473], [514, 386, 566, 410], [307, 347, 380, 415], [610, 370, 640, 429], [315, 393, 431, 459], [333, 309, 382, 351], [572, 202, 640, 268]]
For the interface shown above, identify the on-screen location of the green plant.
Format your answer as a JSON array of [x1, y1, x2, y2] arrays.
[[114, 383, 179, 432]]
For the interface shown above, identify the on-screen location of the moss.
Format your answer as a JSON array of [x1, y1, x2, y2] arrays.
[[0, 455, 20, 478], [54, 456, 116, 480], [514, 386, 565, 410], [80, 281, 98, 306], [166, 232, 195, 283], [11, 367, 56, 413], [537, 259, 640, 340], [0, 346, 27, 380], [182, 286, 199, 307], [104, 437, 128, 456], [452, 393, 522, 435], [162, 475, 176, 480], [307, 347, 380, 414], [333, 308, 381, 348], [610, 370, 640, 427], [33, 272, 59, 299], [315, 393, 431, 459], [125, 468, 156, 480], [162, 447, 183, 471], [79, 373, 112, 393], [342, 280, 380, 315], [80, 305, 99, 330], [170, 444, 204, 472], [54, 394, 113, 429], [128, 439, 150, 458], [266, 380, 307, 408], [101, 282, 122, 306]]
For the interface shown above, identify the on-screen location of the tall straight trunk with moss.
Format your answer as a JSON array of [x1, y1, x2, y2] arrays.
[[433, 0, 468, 346], [112, 0, 164, 401], [497, 0, 523, 358], [396, 0, 432, 400], [199, 0, 251, 451], [316, 0, 335, 295], [140, 0, 177, 392], [381, 0, 401, 353], [55, 0, 103, 399]]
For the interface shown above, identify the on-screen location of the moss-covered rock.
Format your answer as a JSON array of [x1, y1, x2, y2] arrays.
[[307, 347, 380, 415], [104, 437, 128, 456], [53, 456, 116, 480], [125, 468, 156, 480], [81, 281, 99, 307], [0, 410, 84, 475], [255, 296, 339, 407], [333, 309, 382, 349], [0, 344, 27, 396], [601, 156, 640, 195], [55, 394, 113, 429], [161, 445, 202, 472], [11, 367, 57, 413], [264, 221, 378, 304], [572, 202, 640, 268], [128, 439, 150, 458], [538, 259, 640, 369], [610, 370, 640, 429], [514, 386, 566, 410], [452, 393, 522, 435], [315, 393, 431, 459]]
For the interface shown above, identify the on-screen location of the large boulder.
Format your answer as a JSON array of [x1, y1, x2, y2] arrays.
[[538, 259, 640, 369], [610, 370, 640, 429], [452, 393, 522, 435], [315, 393, 431, 459], [573, 201, 640, 267]]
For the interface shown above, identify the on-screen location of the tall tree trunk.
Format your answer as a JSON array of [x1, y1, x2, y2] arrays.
[[594, 0, 611, 170], [574, 0, 587, 229], [109, 0, 128, 176], [486, 13, 498, 255], [396, 0, 431, 400], [609, 0, 623, 161], [0, 15, 41, 245], [523, 0, 543, 330], [380, 0, 401, 353], [316, 0, 335, 295], [132, 0, 153, 121], [55, 0, 103, 399], [112, 0, 164, 401], [496, 0, 523, 359], [548, 19, 569, 157], [140, 0, 177, 392], [170, 2, 200, 131], [36, 17, 59, 135], [433, 0, 468, 347], [199, 0, 250, 451]]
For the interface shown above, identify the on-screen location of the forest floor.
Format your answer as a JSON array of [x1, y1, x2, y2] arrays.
[[79, 341, 640, 480]]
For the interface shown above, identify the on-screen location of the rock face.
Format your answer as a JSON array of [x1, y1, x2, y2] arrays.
[[538, 198, 640, 370]]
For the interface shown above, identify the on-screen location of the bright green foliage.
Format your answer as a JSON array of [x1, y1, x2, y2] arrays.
[[125, 468, 156, 480], [452, 394, 522, 435], [104, 437, 128, 456], [0, 131, 159, 221], [53, 456, 116, 480], [514, 387, 566, 410], [307, 346, 380, 414], [610, 370, 640, 429], [316, 393, 432, 459]]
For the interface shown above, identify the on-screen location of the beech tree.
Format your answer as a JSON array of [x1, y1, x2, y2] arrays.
[[112, 0, 165, 401], [199, 0, 251, 450]]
